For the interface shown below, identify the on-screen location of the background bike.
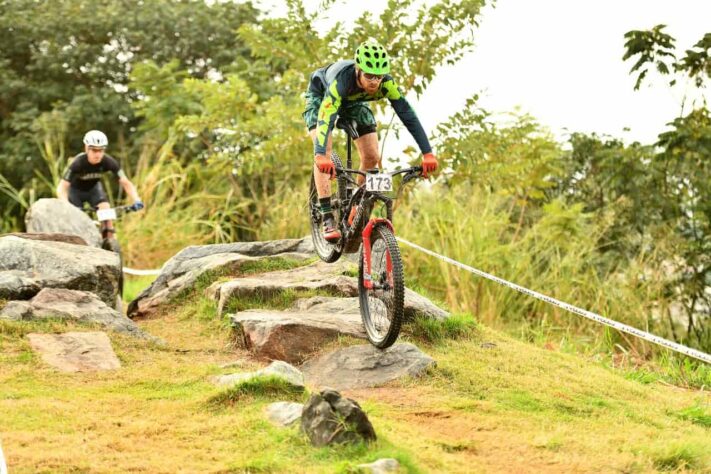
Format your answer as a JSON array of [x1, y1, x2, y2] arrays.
[[309, 119, 423, 348], [85, 204, 139, 308]]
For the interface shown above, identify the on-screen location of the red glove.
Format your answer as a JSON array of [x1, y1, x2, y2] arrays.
[[315, 154, 335, 179], [422, 152, 438, 178]]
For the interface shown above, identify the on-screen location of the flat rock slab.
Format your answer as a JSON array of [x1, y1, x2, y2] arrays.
[[302, 343, 436, 390], [357, 459, 401, 473], [265, 402, 304, 427], [27, 331, 121, 372], [294, 294, 449, 322], [1, 288, 156, 340], [212, 260, 357, 316], [2, 232, 88, 246], [231, 310, 366, 364], [128, 250, 314, 319], [213, 360, 305, 388]]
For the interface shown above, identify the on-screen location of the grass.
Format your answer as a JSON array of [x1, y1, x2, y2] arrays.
[[403, 313, 477, 345], [208, 375, 305, 407], [2, 290, 710, 473]]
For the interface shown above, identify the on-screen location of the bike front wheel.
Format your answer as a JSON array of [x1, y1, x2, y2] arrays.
[[359, 223, 405, 348]]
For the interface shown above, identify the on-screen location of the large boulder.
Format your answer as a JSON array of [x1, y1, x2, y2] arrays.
[[25, 198, 100, 247], [0, 236, 120, 306], [302, 343, 436, 390], [127, 237, 315, 318], [0, 288, 155, 340], [230, 310, 366, 363], [27, 331, 121, 372], [301, 389, 376, 446]]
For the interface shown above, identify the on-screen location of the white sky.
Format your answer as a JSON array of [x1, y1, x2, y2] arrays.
[[260, 0, 710, 154]]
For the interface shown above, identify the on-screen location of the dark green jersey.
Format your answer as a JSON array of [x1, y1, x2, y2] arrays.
[[309, 60, 432, 156]]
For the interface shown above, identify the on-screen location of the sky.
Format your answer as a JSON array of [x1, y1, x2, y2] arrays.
[[260, 0, 710, 155]]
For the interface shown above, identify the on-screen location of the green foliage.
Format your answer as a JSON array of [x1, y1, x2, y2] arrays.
[[624, 25, 711, 89], [0, 0, 259, 221]]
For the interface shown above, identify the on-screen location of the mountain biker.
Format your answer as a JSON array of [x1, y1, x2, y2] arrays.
[[57, 130, 144, 235], [304, 40, 438, 242]]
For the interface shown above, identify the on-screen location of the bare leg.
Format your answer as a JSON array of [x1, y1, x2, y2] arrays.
[[310, 129, 334, 199], [354, 132, 380, 185]]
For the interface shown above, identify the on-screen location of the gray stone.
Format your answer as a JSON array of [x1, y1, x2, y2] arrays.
[[27, 331, 121, 372], [302, 343, 436, 390], [2, 232, 88, 246], [0, 272, 41, 300], [212, 260, 358, 316], [356, 459, 401, 473], [293, 294, 449, 322], [0, 288, 156, 340], [213, 360, 305, 388], [0, 236, 120, 307], [301, 389, 376, 446], [127, 240, 315, 318], [230, 310, 365, 364], [266, 402, 304, 427], [25, 198, 101, 247]]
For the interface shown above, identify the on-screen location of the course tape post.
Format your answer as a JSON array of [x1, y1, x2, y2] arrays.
[[396, 237, 711, 365]]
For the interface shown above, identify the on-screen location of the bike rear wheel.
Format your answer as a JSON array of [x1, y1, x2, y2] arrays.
[[359, 224, 405, 348], [309, 153, 345, 263]]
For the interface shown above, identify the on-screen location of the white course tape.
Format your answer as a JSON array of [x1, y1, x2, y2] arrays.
[[396, 237, 711, 365], [0, 440, 7, 474], [122, 267, 162, 276]]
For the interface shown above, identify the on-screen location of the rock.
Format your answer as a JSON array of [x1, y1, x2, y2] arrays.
[[0, 272, 41, 300], [127, 237, 315, 318], [0, 236, 120, 306], [293, 294, 449, 322], [27, 331, 121, 372], [357, 459, 401, 473], [25, 198, 101, 247], [0, 288, 155, 340], [2, 232, 88, 246], [302, 343, 436, 390], [402, 289, 449, 321], [0, 301, 32, 320], [230, 310, 365, 364], [213, 360, 305, 388], [212, 260, 358, 316], [266, 402, 304, 427], [301, 389, 376, 446]]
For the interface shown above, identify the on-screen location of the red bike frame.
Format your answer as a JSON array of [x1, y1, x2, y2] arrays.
[[361, 218, 395, 290]]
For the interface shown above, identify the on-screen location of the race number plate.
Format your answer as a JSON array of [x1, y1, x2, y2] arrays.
[[365, 173, 393, 192], [96, 208, 117, 221]]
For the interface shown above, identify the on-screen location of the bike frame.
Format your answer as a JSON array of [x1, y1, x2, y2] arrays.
[[337, 127, 419, 289]]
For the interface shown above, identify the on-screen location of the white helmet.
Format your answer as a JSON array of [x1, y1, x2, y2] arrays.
[[83, 130, 108, 148]]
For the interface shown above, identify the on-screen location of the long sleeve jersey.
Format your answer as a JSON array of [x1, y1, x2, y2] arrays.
[[309, 60, 432, 156]]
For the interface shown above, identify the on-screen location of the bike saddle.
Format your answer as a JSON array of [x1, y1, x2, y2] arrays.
[[335, 116, 360, 140]]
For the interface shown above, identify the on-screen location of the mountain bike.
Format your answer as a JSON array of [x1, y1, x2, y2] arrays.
[[86, 204, 140, 308], [308, 119, 423, 348]]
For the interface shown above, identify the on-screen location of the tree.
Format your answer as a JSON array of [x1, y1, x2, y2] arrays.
[[0, 0, 259, 216]]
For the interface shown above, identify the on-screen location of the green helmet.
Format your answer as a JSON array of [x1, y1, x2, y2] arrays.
[[354, 41, 390, 75]]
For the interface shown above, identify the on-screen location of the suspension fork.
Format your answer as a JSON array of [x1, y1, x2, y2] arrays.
[[362, 218, 394, 289]]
